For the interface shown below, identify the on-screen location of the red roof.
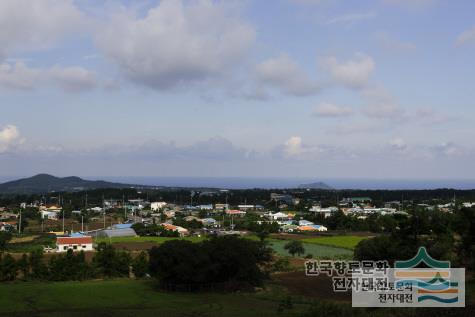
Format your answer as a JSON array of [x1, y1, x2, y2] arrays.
[[57, 236, 93, 245]]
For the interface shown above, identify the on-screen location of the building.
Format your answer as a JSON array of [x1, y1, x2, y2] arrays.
[[309, 206, 338, 218], [96, 227, 137, 238], [225, 210, 246, 217], [40, 210, 59, 220], [151, 201, 167, 211], [297, 224, 328, 232], [270, 193, 294, 205], [161, 223, 189, 236], [201, 218, 218, 227], [56, 236, 93, 252], [215, 203, 229, 210]]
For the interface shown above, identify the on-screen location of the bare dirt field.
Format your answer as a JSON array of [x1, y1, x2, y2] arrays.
[[273, 271, 351, 302]]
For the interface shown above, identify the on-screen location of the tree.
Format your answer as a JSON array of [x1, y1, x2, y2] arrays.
[[93, 242, 130, 278], [0, 253, 17, 281], [149, 236, 272, 290], [284, 240, 305, 257], [132, 251, 148, 278], [29, 249, 48, 280], [0, 232, 12, 251]]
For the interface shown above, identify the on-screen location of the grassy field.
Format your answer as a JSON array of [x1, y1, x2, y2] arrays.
[[0, 279, 308, 317], [5, 234, 56, 253], [300, 235, 368, 250], [270, 240, 353, 259]]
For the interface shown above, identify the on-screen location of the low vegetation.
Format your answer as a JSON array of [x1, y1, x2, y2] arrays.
[[301, 235, 368, 250]]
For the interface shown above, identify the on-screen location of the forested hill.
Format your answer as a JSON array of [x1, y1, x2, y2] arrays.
[[0, 174, 137, 194]]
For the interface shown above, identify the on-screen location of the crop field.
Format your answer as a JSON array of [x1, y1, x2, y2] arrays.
[[300, 235, 369, 250], [269, 240, 353, 259], [0, 279, 309, 317]]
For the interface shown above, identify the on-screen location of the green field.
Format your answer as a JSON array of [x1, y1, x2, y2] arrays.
[[300, 235, 369, 250], [270, 240, 353, 259], [0, 279, 307, 317]]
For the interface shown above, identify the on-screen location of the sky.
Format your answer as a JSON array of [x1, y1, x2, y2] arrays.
[[1, 0, 475, 179]]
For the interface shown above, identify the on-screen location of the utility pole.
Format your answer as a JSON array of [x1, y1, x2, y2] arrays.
[[123, 194, 126, 222], [18, 209, 22, 234], [81, 215, 84, 232], [102, 195, 106, 229], [61, 194, 65, 234]]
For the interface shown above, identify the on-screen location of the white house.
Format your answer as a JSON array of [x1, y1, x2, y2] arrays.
[[267, 212, 290, 221], [40, 210, 59, 220], [151, 202, 167, 211], [56, 236, 93, 252]]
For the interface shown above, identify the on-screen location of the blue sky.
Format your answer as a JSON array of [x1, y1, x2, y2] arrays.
[[1, 0, 475, 179]]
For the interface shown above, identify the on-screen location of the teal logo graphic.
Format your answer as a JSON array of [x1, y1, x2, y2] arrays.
[[394, 247, 459, 304]]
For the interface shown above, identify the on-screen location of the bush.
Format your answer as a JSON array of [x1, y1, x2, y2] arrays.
[[132, 251, 148, 278], [149, 236, 272, 291], [284, 240, 305, 257], [93, 242, 131, 278]]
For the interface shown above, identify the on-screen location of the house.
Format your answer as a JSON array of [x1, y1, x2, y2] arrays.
[[56, 236, 93, 252], [201, 218, 218, 227], [238, 205, 255, 211], [198, 204, 213, 210], [267, 212, 291, 221], [280, 224, 299, 233], [151, 202, 167, 211], [298, 220, 314, 226], [215, 203, 229, 210], [88, 206, 103, 213], [309, 206, 338, 218], [0, 221, 15, 232], [298, 224, 328, 232], [161, 223, 189, 236], [225, 210, 246, 217], [40, 210, 59, 220]]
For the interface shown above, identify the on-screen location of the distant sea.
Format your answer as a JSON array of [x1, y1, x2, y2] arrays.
[[1, 176, 475, 190], [93, 177, 475, 190]]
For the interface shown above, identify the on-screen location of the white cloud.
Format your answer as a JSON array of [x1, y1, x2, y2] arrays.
[[326, 11, 377, 25], [96, 0, 255, 90], [0, 0, 84, 59], [313, 102, 353, 117], [321, 53, 375, 88], [49, 66, 97, 92], [0, 124, 22, 153], [284, 136, 304, 157], [0, 62, 96, 92], [256, 54, 320, 96], [456, 26, 475, 46], [0, 62, 40, 90]]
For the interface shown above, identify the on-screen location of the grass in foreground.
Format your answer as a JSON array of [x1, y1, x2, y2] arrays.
[[300, 235, 368, 250], [0, 279, 308, 317]]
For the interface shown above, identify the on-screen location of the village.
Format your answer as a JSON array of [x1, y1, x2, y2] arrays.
[[0, 188, 467, 255]]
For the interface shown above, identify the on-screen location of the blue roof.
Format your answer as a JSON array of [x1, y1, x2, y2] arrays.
[[70, 232, 86, 237], [113, 223, 133, 229]]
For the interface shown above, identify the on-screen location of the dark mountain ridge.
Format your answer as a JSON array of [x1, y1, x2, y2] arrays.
[[0, 174, 137, 194]]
